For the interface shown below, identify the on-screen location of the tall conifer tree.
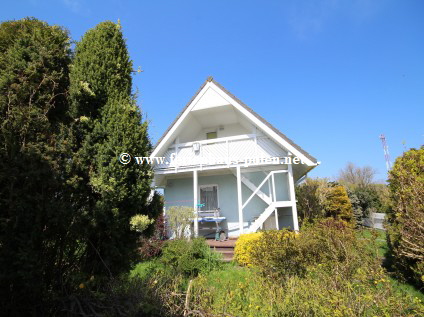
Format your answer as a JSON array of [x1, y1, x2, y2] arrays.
[[0, 18, 74, 315], [69, 21, 160, 277]]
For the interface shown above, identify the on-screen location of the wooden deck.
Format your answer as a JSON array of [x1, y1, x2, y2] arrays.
[[206, 238, 237, 262]]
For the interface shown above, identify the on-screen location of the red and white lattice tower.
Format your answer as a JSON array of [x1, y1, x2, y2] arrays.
[[379, 134, 392, 171]]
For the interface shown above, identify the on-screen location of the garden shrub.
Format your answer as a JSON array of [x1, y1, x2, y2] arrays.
[[296, 179, 354, 226], [138, 237, 165, 261], [189, 263, 424, 317], [237, 219, 372, 281], [321, 185, 354, 223], [60, 273, 166, 317], [234, 232, 263, 266], [130, 214, 154, 232], [147, 222, 424, 316], [133, 238, 223, 316], [387, 146, 424, 287], [138, 214, 167, 260], [295, 178, 328, 225], [166, 206, 194, 239], [300, 219, 372, 279], [159, 237, 222, 278], [247, 230, 302, 278]]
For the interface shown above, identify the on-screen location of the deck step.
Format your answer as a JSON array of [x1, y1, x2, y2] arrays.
[[206, 239, 236, 262]]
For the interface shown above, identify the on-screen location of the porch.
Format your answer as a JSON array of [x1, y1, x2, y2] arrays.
[[162, 162, 299, 238]]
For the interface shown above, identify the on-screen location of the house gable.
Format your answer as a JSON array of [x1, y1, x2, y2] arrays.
[[191, 85, 230, 111], [151, 77, 318, 167]]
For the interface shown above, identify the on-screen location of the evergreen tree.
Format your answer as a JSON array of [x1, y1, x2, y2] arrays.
[[69, 21, 161, 278], [295, 178, 327, 226], [0, 18, 74, 315], [322, 185, 354, 223]]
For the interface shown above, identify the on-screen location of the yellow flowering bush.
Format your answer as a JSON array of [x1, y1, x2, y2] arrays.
[[234, 230, 298, 270], [234, 232, 263, 266]]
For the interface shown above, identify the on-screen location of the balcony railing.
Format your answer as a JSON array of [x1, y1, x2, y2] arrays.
[[154, 134, 287, 172]]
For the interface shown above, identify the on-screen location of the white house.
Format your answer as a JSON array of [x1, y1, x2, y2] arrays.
[[151, 77, 319, 238]]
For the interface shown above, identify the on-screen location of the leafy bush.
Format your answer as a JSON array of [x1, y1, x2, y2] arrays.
[[295, 178, 327, 225], [234, 232, 263, 266], [247, 230, 304, 278], [343, 181, 391, 228], [236, 219, 370, 281], [131, 239, 223, 316], [137, 214, 167, 261], [130, 214, 154, 232], [166, 206, 194, 239], [299, 219, 371, 279], [159, 237, 222, 278], [387, 146, 424, 287], [138, 237, 165, 261], [296, 179, 354, 226]]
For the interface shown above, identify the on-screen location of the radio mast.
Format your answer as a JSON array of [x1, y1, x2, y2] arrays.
[[379, 134, 392, 171]]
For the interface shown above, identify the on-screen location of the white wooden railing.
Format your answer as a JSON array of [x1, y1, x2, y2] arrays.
[[241, 170, 292, 233], [155, 134, 286, 171]]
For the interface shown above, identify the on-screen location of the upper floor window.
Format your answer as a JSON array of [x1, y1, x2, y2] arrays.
[[206, 131, 217, 139]]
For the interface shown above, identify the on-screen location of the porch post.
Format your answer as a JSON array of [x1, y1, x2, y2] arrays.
[[236, 165, 244, 234], [193, 170, 199, 237], [288, 164, 299, 231], [274, 209, 279, 230]]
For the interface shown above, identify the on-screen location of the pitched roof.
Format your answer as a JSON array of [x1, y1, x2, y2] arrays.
[[153, 77, 317, 164]]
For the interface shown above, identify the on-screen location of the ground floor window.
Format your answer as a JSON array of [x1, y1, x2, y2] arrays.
[[199, 185, 218, 211]]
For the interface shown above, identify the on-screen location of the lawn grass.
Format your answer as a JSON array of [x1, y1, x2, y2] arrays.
[[357, 227, 424, 301], [356, 227, 388, 258]]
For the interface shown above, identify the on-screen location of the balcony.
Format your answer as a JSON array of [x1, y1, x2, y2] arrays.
[[154, 134, 287, 173]]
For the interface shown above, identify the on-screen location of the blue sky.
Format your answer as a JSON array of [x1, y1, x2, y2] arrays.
[[3, 0, 423, 182]]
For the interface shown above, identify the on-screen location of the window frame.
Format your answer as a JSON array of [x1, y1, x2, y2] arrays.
[[198, 184, 219, 211]]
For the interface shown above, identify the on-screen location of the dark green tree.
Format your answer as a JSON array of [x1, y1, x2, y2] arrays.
[[295, 178, 326, 226], [338, 162, 390, 227], [69, 21, 161, 278], [0, 18, 74, 315], [347, 186, 382, 227]]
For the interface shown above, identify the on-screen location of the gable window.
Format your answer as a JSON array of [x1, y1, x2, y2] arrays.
[[206, 131, 217, 139], [199, 185, 218, 211]]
